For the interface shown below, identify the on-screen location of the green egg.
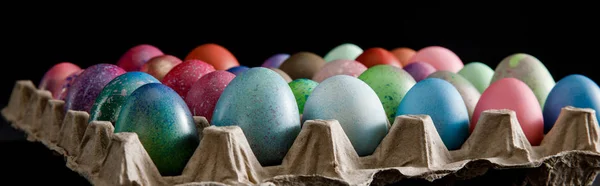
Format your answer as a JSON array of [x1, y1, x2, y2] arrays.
[[289, 78, 319, 114], [458, 62, 494, 93], [323, 43, 364, 62], [358, 65, 416, 124]]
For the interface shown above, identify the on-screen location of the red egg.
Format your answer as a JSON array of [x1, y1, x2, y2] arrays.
[[140, 55, 183, 81], [116, 44, 164, 71], [408, 46, 464, 73], [355, 48, 402, 68], [185, 70, 236, 121], [184, 43, 240, 70], [162, 60, 216, 98], [390, 47, 416, 66], [471, 78, 544, 146], [39, 62, 82, 99]]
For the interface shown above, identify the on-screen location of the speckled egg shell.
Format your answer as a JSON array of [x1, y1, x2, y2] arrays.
[[211, 67, 301, 166], [39, 62, 82, 99], [116, 44, 164, 72], [288, 79, 319, 114], [89, 72, 160, 124], [162, 59, 216, 98], [427, 71, 481, 120], [312, 59, 367, 83], [358, 65, 417, 124], [269, 68, 293, 83], [261, 54, 290, 68], [408, 46, 464, 73], [403, 62, 437, 82], [226, 65, 250, 75], [302, 75, 389, 157], [323, 43, 363, 62], [491, 53, 556, 108], [58, 69, 85, 100], [140, 55, 182, 81], [279, 52, 326, 80], [458, 62, 494, 93], [185, 70, 236, 121], [115, 83, 199, 176], [64, 64, 126, 112]]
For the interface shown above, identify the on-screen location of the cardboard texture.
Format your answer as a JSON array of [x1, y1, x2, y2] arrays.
[[3, 80, 600, 186]]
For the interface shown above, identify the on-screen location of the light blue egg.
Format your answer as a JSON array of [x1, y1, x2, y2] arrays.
[[211, 67, 301, 166], [395, 78, 469, 150], [302, 75, 388, 156]]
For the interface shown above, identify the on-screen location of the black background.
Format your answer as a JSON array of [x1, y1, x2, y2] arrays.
[[2, 6, 600, 185]]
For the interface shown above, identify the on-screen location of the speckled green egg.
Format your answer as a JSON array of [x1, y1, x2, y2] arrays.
[[89, 72, 160, 124], [491, 53, 556, 108], [288, 79, 319, 114], [358, 65, 416, 124], [211, 67, 301, 166], [427, 71, 481, 120], [114, 83, 199, 176], [458, 62, 494, 93]]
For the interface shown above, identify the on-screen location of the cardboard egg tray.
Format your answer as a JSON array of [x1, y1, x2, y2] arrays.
[[3, 80, 600, 186]]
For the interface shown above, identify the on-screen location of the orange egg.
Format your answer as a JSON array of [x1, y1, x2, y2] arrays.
[[355, 48, 402, 68], [184, 43, 240, 70], [390, 47, 416, 66]]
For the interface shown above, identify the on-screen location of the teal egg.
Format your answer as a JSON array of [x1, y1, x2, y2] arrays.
[[458, 62, 494, 93], [211, 67, 301, 166], [302, 75, 389, 156], [288, 79, 319, 114], [89, 72, 160, 124], [114, 83, 199, 176], [323, 43, 364, 62]]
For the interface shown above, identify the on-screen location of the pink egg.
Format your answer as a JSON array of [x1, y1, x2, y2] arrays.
[[312, 59, 368, 82], [408, 46, 464, 73], [162, 60, 216, 98], [58, 69, 85, 100], [471, 78, 544, 146], [116, 44, 164, 72], [185, 70, 236, 121], [39, 62, 82, 98]]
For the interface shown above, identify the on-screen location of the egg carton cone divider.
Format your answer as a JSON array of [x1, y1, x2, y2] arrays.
[[3, 80, 600, 186]]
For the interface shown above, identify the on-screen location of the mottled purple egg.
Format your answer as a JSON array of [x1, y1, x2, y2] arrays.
[[312, 59, 367, 83], [261, 53, 290, 68], [185, 70, 236, 121], [64, 64, 126, 112], [58, 69, 85, 100], [403, 62, 437, 82], [116, 44, 164, 72]]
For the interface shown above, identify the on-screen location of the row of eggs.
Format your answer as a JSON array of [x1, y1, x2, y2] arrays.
[[36, 43, 600, 177]]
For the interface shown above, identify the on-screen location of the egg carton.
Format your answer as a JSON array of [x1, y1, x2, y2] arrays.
[[3, 80, 600, 186]]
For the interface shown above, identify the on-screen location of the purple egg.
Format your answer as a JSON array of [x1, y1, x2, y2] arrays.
[[64, 64, 126, 112], [403, 62, 437, 82], [261, 53, 290, 68]]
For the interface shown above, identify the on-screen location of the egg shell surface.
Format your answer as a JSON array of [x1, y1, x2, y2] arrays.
[[403, 62, 437, 82], [227, 65, 250, 75], [116, 44, 164, 72], [269, 68, 293, 83], [261, 53, 290, 68], [39, 62, 82, 99], [162, 60, 216, 98], [390, 47, 416, 66], [458, 62, 494, 93], [58, 69, 85, 100], [279, 52, 326, 80], [288, 78, 319, 114], [64, 64, 126, 112], [140, 55, 182, 81], [312, 59, 367, 82], [323, 43, 363, 62], [185, 43, 239, 70], [408, 46, 464, 73], [355, 47, 402, 68], [427, 71, 481, 120], [185, 70, 236, 122]]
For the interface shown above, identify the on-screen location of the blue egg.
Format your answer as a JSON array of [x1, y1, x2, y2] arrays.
[[211, 67, 301, 166], [543, 74, 600, 133], [302, 75, 389, 157], [226, 66, 250, 75], [395, 78, 469, 150]]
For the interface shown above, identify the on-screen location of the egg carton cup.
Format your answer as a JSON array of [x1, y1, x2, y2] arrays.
[[3, 80, 600, 186]]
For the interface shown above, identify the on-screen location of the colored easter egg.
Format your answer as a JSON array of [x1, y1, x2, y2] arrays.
[[269, 68, 293, 83], [458, 62, 494, 93], [355, 47, 402, 68], [226, 65, 250, 75], [115, 83, 199, 176], [390, 47, 416, 66], [279, 52, 326, 80], [288, 79, 319, 114], [312, 59, 367, 82], [472, 78, 544, 146], [39, 62, 82, 99], [427, 71, 481, 120], [116, 44, 164, 72], [140, 55, 182, 81], [396, 78, 470, 150], [262, 53, 290, 68], [403, 62, 437, 82], [162, 60, 216, 98], [89, 72, 160, 124], [185, 70, 236, 121], [491, 53, 556, 108], [543, 74, 600, 133], [185, 43, 239, 70], [358, 65, 416, 124], [303, 75, 389, 156], [64, 64, 126, 112], [408, 46, 464, 73], [58, 69, 85, 100], [323, 43, 363, 62], [211, 67, 301, 166]]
